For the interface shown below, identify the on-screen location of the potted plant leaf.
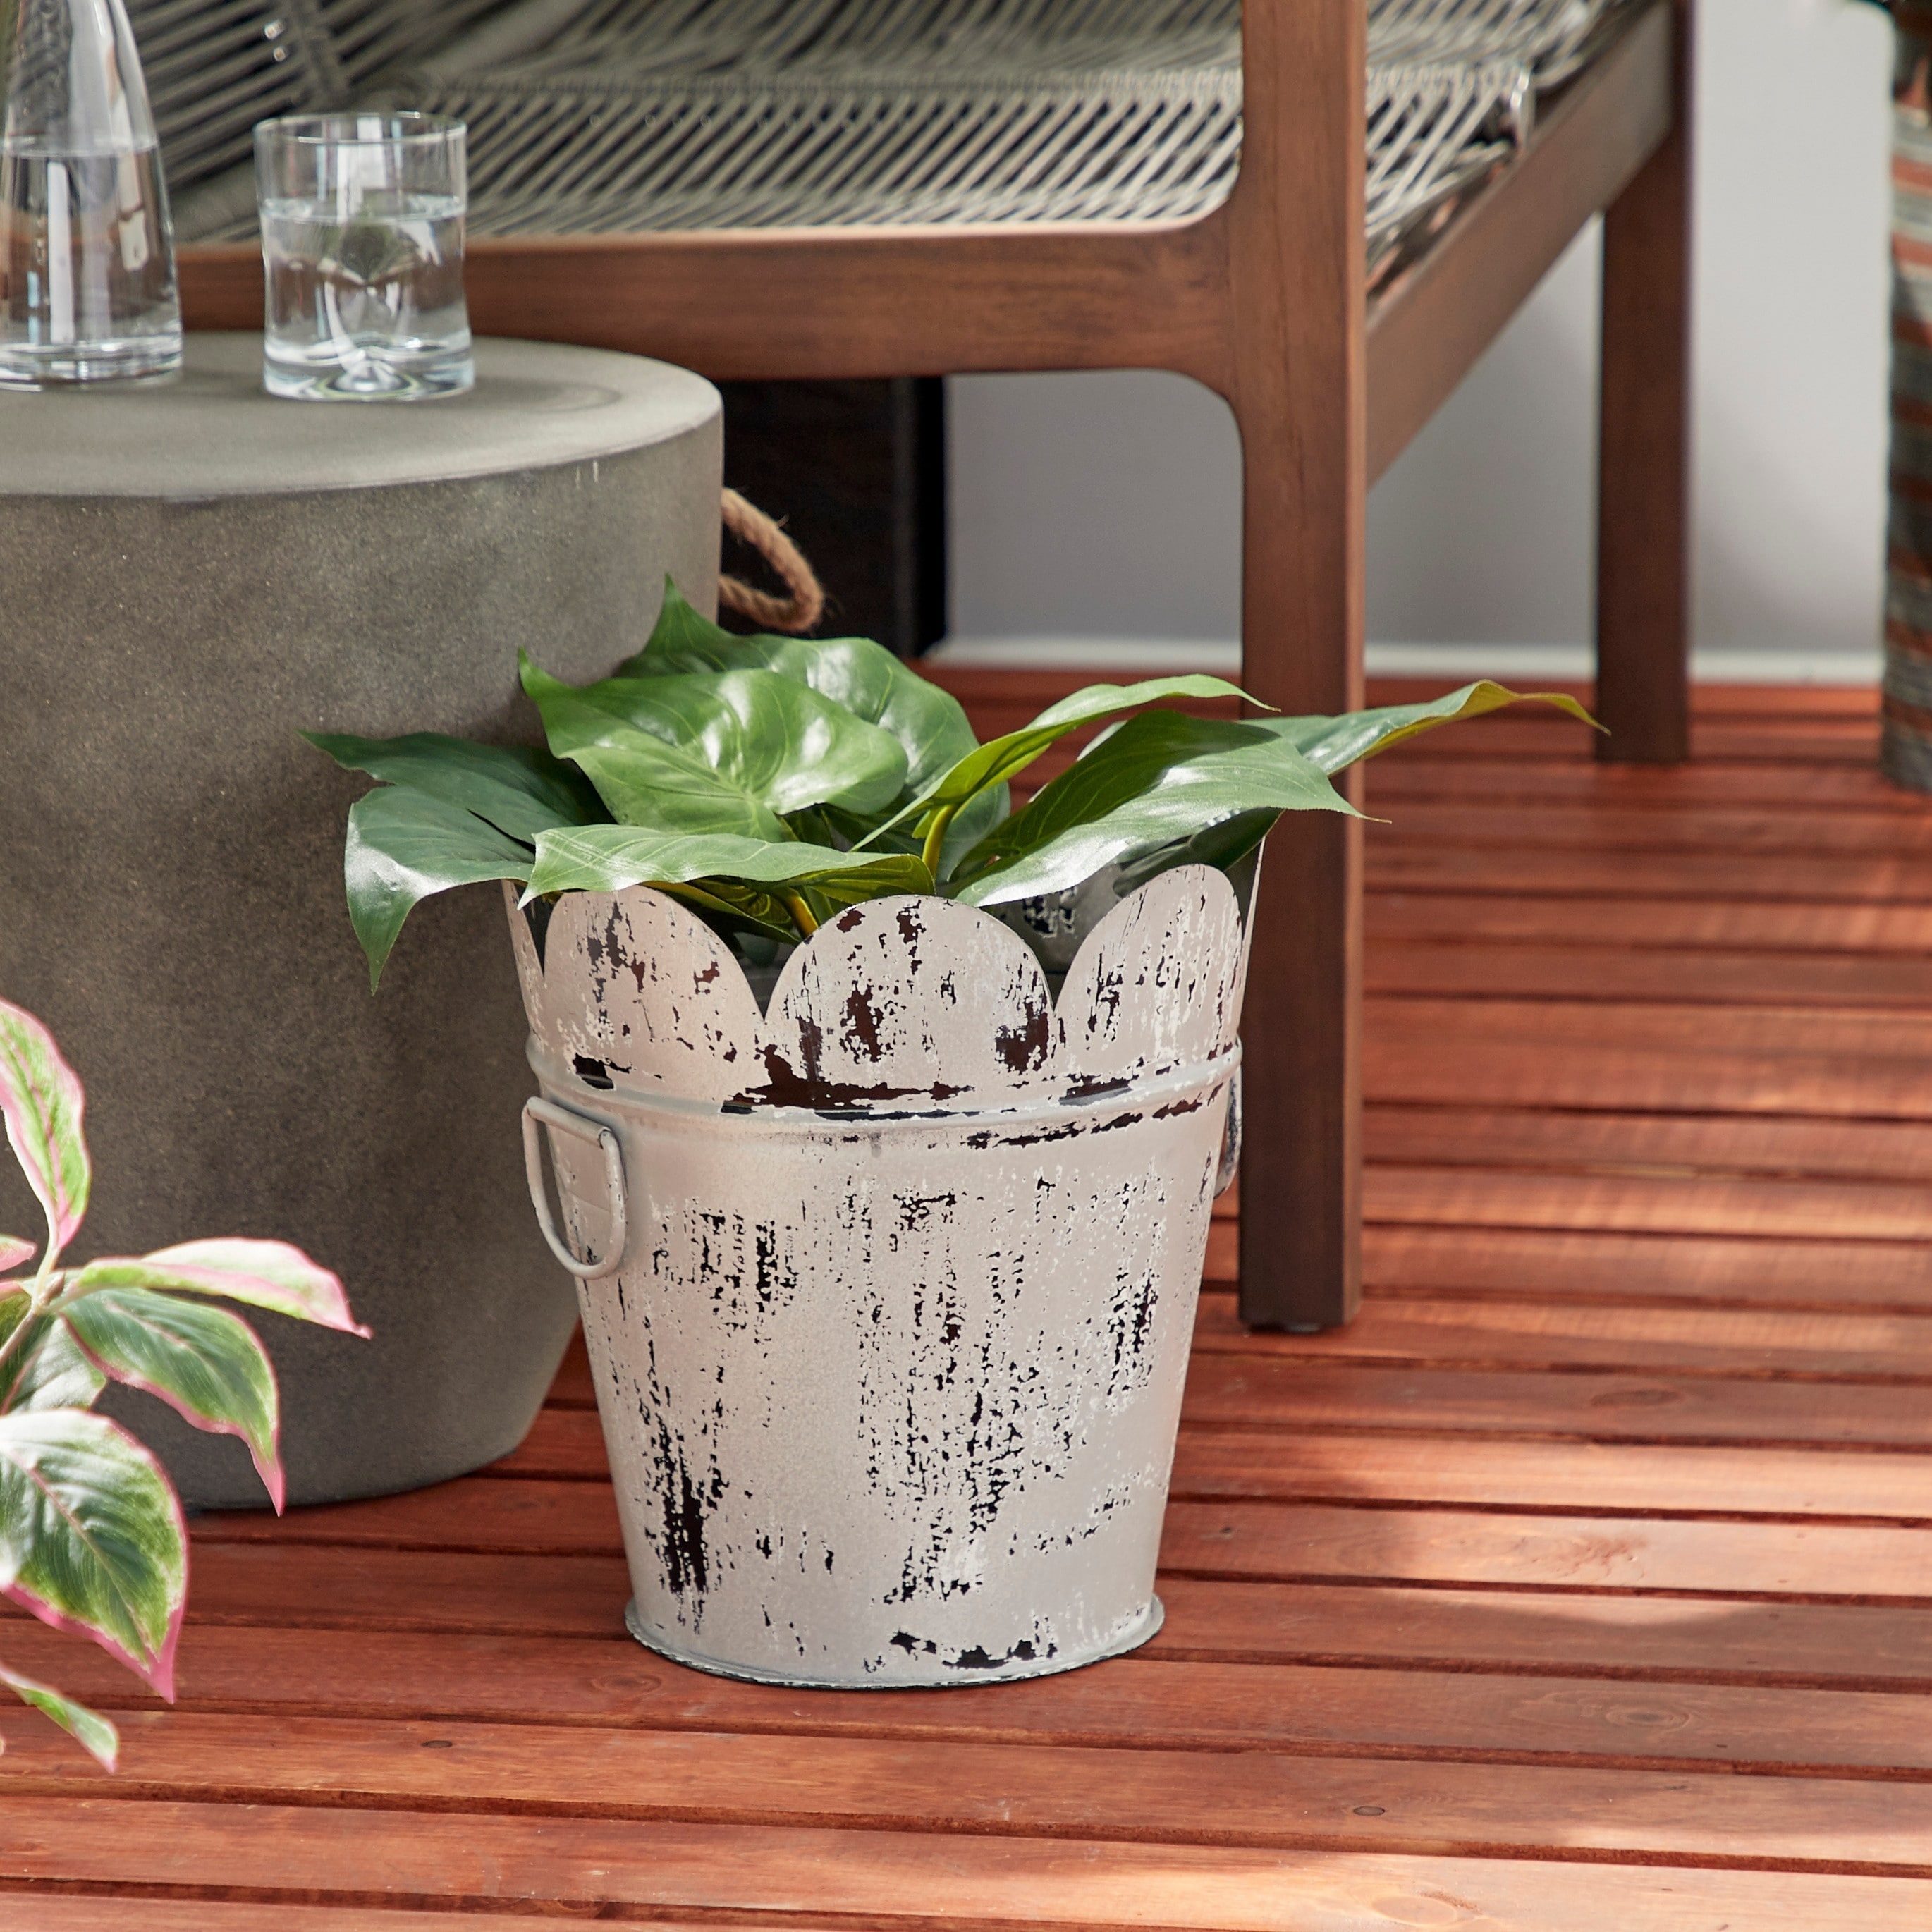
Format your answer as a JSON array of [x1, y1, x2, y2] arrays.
[[0, 1000, 365, 1767], [310, 585, 1589, 1687]]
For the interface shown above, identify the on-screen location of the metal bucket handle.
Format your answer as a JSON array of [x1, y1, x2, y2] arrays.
[[521, 1096, 628, 1280]]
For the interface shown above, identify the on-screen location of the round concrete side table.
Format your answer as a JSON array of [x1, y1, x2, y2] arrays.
[[0, 333, 722, 1507]]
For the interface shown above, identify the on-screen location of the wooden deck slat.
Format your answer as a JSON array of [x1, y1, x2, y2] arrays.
[[1365, 757, 1914, 810], [6, 1800, 1931, 1926], [498, 1403, 1932, 1521], [1367, 843, 1932, 902], [1364, 1108, 1932, 1185], [13, 1656, 1932, 1782], [1362, 1005, 1932, 1120], [1375, 801, 1932, 857], [1362, 1166, 1932, 1242], [1192, 1295, 1932, 1378], [1364, 996, 1932, 1068], [15, 1578, 1932, 1701], [0, 1909, 694, 1932], [1158, 1503, 1932, 1598], [19, 676, 1931, 1924], [169, 1478, 1932, 1598], [1180, 1359, 1932, 1447], [6, 1709, 1932, 1863], [1365, 893, 1932, 956], [1168, 1430, 1932, 1522], [1367, 940, 1932, 1009], [1357, 1226, 1932, 1311]]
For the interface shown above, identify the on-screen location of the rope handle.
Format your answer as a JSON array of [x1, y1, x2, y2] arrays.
[[718, 487, 826, 636]]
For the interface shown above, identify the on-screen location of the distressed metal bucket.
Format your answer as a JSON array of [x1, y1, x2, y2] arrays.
[[506, 864, 1250, 1687]]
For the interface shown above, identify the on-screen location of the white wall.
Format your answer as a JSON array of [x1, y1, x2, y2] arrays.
[[946, 0, 1893, 666]]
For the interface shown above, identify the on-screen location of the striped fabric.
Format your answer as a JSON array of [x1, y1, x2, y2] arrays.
[[1885, 6, 1932, 785]]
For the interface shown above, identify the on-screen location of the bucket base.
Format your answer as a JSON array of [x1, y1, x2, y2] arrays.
[[623, 1594, 1166, 1689]]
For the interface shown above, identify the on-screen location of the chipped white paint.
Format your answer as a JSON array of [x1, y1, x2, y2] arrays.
[[507, 867, 1251, 1687]]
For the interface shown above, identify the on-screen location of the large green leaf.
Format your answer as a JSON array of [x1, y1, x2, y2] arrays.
[[618, 582, 978, 796], [305, 731, 601, 843], [1283, 680, 1601, 773], [63, 1289, 284, 1510], [872, 675, 1252, 865], [343, 785, 536, 989], [0, 1001, 90, 1257], [71, 1240, 367, 1338], [525, 825, 932, 922], [1111, 809, 1281, 898], [521, 658, 908, 829], [0, 1291, 105, 1415], [0, 1661, 118, 1769], [0, 1408, 185, 1699], [950, 710, 1358, 907]]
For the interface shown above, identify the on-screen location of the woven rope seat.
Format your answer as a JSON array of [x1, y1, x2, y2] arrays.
[[154, 0, 1632, 279]]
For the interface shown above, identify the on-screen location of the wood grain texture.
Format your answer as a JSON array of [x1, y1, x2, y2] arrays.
[[13, 1577, 1932, 1698], [182, 220, 1235, 385], [499, 1400, 1932, 1520], [1170, 1427, 1932, 1522], [1367, 843, 1932, 902], [6, 1801, 1930, 1928], [171, 1477, 1932, 1597], [1364, 891, 1932, 955], [6, 1708, 1932, 1857], [1226, 0, 1368, 1332], [1358, 1225, 1932, 1311], [1367, 939, 1932, 1008], [1193, 1291, 1932, 1378], [1179, 1357, 1932, 1447], [1377, 800, 1932, 855], [1363, 1108, 1932, 1186]]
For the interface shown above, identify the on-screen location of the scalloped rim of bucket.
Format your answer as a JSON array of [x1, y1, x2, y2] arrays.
[[623, 1594, 1166, 1689]]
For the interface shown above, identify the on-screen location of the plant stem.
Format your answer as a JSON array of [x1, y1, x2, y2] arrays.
[[781, 892, 819, 940], [0, 1272, 62, 1381], [919, 806, 957, 879]]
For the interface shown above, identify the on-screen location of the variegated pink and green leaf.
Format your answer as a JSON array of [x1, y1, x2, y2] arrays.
[[0, 1661, 118, 1770], [0, 1002, 90, 1259], [0, 1292, 105, 1415], [0, 1408, 187, 1700], [62, 1288, 286, 1510], [69, 1240, 368, 1338], [0, 1235, 34, 1276]]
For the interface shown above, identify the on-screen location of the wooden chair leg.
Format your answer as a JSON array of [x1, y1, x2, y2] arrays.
[[1596, 0, 1694, 764], [1234, 427, 1367, 1334], [1237, 808, 1365, 1332], [1219, 0, 1368, 1333]]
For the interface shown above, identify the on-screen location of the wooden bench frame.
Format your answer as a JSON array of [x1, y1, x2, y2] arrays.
[[179, 0, 1693, 1332]]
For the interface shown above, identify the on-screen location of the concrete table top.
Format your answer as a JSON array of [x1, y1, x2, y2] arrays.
[[0, 331, 719, 496]]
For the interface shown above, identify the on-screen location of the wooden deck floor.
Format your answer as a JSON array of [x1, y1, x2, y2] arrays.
[[5, 678, 1931, 1928]]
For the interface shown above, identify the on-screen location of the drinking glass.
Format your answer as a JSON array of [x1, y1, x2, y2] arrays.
[[254, 112, 472, 401], [0, 0, 183, 389]]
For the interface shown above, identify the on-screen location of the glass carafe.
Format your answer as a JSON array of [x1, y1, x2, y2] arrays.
[[0, 0, 181, 387]]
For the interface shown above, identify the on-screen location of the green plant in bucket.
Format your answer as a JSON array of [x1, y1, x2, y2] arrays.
[[309, 581, 1597, 982]]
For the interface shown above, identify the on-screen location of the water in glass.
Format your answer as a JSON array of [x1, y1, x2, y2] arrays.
[[0, 0, 183, 389], [261, 190, 471, 399], [0, 144, 181, 386]]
